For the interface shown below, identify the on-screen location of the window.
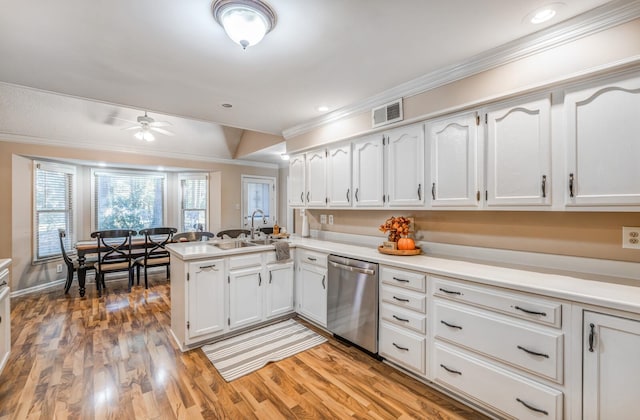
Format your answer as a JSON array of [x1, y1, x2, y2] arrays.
[[241, 175, 276, 229], [92, 170, 166, 231], [34, 161, 75, 262], [179, 174, 208, 232]]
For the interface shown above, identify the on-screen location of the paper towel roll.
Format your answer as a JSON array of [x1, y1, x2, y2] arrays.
[[301, 214, 310, 238]]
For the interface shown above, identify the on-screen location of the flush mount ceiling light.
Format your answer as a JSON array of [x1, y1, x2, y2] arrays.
[[212, 0, 276, 50]]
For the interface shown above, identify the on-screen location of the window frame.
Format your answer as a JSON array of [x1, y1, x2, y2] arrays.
[[241, 175, 277, 229], [90, 168, 168, 233], [33, 160, 76, 263], [178, 173, 209, 232]]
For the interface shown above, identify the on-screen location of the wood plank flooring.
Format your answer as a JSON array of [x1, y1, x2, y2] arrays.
[[0, 274, 489, 419]]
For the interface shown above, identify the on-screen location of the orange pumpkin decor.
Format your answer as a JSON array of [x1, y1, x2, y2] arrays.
[[397, 237, 416, 251]]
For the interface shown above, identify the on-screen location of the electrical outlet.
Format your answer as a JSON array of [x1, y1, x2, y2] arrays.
[[328, 215, 334, 225], [622, 227, 640, 249], [320, 214, 327, 224], [56, 264, 63, 273]]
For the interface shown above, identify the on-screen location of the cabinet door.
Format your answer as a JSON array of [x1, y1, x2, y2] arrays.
[[583, 311, 640, 420], [327, 144, 352, 207], [298, 263, 328, 327], [386, 124, 425, 206], [427, 113, 481, 208], [229, 266, 263, 330], [265, 262, 294, 318], [0, 285, 10, 375], [486, 96, 551, 207], [565, 74, 640, 206], [352, 135, 385, 207], [305, 149, 327, 207], [187, 260, 225, 340], [288, 154, 306, 207]]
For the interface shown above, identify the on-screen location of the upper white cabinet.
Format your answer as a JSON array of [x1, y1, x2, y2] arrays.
[[327, 143, 352, 207], [305, 149, 327, 207], [352, 134, 385, 207], [485, 96, 551, 207], [427, 112, 481, 208], [386, 124, 425, 207], [288, 153, 306, 207], [564, 73, 640, 207]]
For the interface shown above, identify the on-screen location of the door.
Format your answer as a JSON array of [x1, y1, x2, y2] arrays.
[[229, 266, 263, 330], [187, 259, 225, 339], [428, 112, 481, 208], [288, 154, 305, 207], [486, 96, 551, 207], [565, 74, 640, 206], [327, 143, 352, 207], [265, 262, 294, 318], [583, 311, 640, 420], [386, 123, 425, 207], [242, 175, 276, 229], [305, 149, 327, 207], [352, 134, 385, 207], [298, 263, 328, 327]]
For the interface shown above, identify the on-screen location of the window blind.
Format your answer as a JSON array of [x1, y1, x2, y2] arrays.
[[180, 174, 208, 231]]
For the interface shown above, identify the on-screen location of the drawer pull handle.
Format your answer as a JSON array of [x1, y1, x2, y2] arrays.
[[588, 323, 595, 352], [392, 315, 409, 322], [517, 345, 549, 358], [392, 277, 410, 283], [440, 364, 462, 375], [516, 398, 549, 416], [438, 288, 462, 296], [514, 306, 547, 317], [392, 343, 409, 351], [322, 275, 326, 290], [258, 272, 262, 286], [440, 320, 462, 330], [307, 257, 317, 261], [392, 296, 410, 302]]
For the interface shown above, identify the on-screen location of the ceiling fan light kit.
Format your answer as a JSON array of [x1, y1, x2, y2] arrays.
[[121, 111, 174, 141], [212, 0, 276, 50]]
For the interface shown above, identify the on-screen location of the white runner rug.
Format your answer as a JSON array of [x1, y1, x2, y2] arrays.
[[202, 319, 327, 382]]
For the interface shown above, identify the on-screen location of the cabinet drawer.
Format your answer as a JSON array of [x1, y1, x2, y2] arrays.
[[298, 249, 327, 268], [432, 276, 562, 328], [434, 301, 563, 383], [229, 253, 263, 270], [381, 266, 426, 292], [380, 303, 426, 335], [434, 342, 563, 420], [381, 285, 426, 314], [380, 322, 426, 375]]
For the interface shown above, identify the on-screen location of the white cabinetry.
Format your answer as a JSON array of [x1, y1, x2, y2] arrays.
[[352, 134, 385, 207], [564, 73, 640, 207], [185, 259, 225, 341], [427, 112, 481, 208], [305, 149, 327, 207], [386, 124, 425, 207], [327, 143, 352, 207], [485, 96, 551, 207], [288, 153, 306, 207], [583, 311, 640, 420], [296, 249, 328, 327], [0, 264, 10, 376], [228, 265, 263, 330], [265, 261, 295, 319]]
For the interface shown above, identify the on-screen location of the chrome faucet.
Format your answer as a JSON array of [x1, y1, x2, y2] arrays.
[[250, 209, 265, 239]]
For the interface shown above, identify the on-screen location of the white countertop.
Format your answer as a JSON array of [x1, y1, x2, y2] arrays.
[[167, 237, 640, 315]]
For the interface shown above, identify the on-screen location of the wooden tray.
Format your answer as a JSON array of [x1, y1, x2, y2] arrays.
[[271, 233, 290, 239], [377, 245, 421, 256]]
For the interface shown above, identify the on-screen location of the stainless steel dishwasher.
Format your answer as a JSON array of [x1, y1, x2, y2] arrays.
[[327, 254, 379, 354]]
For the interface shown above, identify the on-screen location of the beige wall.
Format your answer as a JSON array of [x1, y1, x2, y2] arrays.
[[1, 140, 278, 291], [234, 130, 284, 158]]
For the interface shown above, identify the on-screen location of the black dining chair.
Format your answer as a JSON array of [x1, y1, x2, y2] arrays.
[[173, 231, 215, 242], [216, 229, 251, 239], [133, 227, 177, 289], [58, 229, 97, 294], [90, 229, 136, 296]]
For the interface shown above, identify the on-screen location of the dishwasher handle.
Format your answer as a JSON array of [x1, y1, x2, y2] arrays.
[[329, 260, 375, 276]]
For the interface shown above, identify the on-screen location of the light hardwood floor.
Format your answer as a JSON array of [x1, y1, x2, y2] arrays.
[[0, 274, 488, 419]]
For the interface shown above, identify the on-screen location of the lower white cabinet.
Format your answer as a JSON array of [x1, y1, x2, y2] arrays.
[[228, 265, 263, 330], [380, 321, 426, 374], [265, 261, 295, 319], [186, 259, 225, 341], [583, 311, 640, 420], [0, 265, 10, 376], [297, 262, 327, 327]]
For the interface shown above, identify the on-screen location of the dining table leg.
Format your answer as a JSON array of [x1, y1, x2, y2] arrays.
[[77, 254, 87, 297]]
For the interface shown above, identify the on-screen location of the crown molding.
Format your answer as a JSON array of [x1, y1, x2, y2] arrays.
[[0, 133, 279, 169], [282, 0, 640, 140]]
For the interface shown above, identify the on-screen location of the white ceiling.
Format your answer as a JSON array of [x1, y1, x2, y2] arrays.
[[0, 0, 627, 165]]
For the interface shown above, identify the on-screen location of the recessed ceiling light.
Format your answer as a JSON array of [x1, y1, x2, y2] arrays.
[[222, 103, 233, 108], [526, 3, 563, 24], [317, 106, 329, 112]]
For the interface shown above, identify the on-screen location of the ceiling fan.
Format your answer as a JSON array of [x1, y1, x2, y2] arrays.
[[118, 111, 174, 142]]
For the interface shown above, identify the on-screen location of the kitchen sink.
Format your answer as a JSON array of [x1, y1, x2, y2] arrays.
[[248, 238, 279, 246], [214, 240, 257, 250]]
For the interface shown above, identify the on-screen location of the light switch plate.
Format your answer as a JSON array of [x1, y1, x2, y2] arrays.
[[328, 215, 334, 225], [320, 214, 327, 224], [622, 227, 640, 249]]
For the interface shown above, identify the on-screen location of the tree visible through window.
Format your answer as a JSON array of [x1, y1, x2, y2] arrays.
[[93, 170, 166, 231], [180, 174, 208, 232]]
